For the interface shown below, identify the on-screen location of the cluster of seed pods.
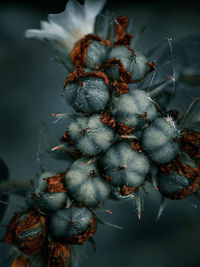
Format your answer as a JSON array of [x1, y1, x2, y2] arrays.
[[4, 14, 200, 267]]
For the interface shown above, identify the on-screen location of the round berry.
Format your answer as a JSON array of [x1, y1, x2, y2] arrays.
[[100, 142, 150, 187], [85, 40, 109, 69], [26, 172, 68, 212], [110, 89, 157, 128], [49, 206, 96, 244], [106, 46, 150, 82], [63, 69, 110, 114], [142, 116, 180, 164], [157, 153, 200, 199], [65, 158, 111, 207], [67, 114, 115, 156]]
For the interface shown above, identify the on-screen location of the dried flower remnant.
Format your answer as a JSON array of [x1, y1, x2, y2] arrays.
[[25, 0, 106, 68], [47, 242, 71, 267], [158, 153, 200, 200], [26, 172, 69, 212], [10, 256, 31, 267], [5, 210, 47, 255], [179, 129, 200, 159]]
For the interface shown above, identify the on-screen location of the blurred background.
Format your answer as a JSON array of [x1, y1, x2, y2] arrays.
[[0, 0, 200, 266]]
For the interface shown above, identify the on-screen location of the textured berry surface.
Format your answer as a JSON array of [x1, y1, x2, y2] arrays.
[[65, 158, 111, 207]]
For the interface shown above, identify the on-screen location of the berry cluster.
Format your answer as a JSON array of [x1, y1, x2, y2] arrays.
[[2, 1, 200, 267]]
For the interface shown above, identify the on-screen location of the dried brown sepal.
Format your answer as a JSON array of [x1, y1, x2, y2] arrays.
[[119, 185, 138, 196], [115, 122, 135, 136], [44, 172, 67, 193], [159, 155, 200, 200], [114, 16, 132, 46], [179, 129, 200, 159], [47, 242, 71, 267], [65, 216, 97, 245], [140, 112, 147, 121], [101, 112, 135, 135], [146, 61, 156, 76], [146, 61, 156, 71], [64, 67, 110, 88], [71, 34, 108, 67], [130, 139, 143, 152], [61, 130, 83, 159], [5, 210, 47, 255], [103, 58, 134, 83], [112, 80, 129, 96], [101, 112, 116, 129], [10, 256, 31, 267], [101, 173, 113, 182]]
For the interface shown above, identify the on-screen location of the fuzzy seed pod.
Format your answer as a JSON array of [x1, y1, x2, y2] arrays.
[[85, 40, 109, 69], [106, 46, 150, 82], [65, 158, 111, 207], [47, 242, 71, 267], [157, 153, 200, 199], [142, 116, 180, 164], [101, 142, 150, 187], [66, 114, 115, 156], [71, 34, 109, 69], [110, 89, 157, 128], [106, 46, 133, 80], [5, 210, 47, 255], [49, 206, 97, 244], [63, 68, 110, 114], [26, 172, 68, 212]]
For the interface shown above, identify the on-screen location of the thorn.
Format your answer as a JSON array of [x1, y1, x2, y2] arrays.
[[168, 74, 175, 80], [0, 199, 8, 205], [51, 145, 64, 151], [97, 217, 123, 230], [89, 237, 97, 252], [179, 98, 199, 123], [134, 189, 142, 220], [152, 176, 158, 191], [121, 135, 136, 139], [85, 159, 93, 166], [95, 205, 112, 215], [156, 196, 167, 221]]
